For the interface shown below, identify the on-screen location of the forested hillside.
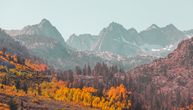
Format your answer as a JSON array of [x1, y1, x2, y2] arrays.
[[0, 48, 132, 110]]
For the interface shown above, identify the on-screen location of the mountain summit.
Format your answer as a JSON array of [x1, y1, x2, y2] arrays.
[[5, 19, 69, 69], [107, 22, 126, 31], [19, 19, 65, 44], [146, 24, 160, 31], [6, 19, 64, 42], [93, 22, 141, 56], [39, 18, 52, 26]]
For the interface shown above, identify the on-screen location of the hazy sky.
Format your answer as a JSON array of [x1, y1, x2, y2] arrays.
[[0, 0, 193, 40]]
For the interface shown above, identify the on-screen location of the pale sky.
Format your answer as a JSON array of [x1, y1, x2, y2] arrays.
[[0, 0, 193, 40]]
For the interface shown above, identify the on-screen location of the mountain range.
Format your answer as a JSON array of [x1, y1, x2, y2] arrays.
[[67, 22, 188, 57], [1, 19, 192, 70], [1, 19, 193, 110]]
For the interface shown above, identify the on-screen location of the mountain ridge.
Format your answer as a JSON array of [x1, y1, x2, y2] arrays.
[[3, 19, 155, 70], [2, 19, 191, 71], [67, 22, 188, 57]]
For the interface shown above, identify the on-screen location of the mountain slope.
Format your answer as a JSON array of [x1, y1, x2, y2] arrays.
[[127, 37, 193, 109], [6, 19, 70, 69], [0, 29, 29, 56], [70, 51, 155, 70]]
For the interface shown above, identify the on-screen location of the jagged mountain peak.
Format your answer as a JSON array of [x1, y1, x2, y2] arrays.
[[106, 22, 126, 31], [150, 24, 159, 28], [166, 23, 176, 28], [22, 19, 53, 30], [5, 19, 65, 45], [22, 19, 55, 32], [99, 22, 127, 35], [128, 28, 138, 34], [108, 22, 123, 28], [146, 24, 160, 31], [163, 24, 178, 30], [38, 18, 53, 28], [17, 19, 65, 43], [109, 22, 122, 27], [40, 18, 51, 24]]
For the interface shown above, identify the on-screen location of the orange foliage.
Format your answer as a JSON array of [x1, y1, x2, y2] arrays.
[[108, 84, 129, 101], [82, 87, 97, 93], [0, 81, 132, 110], [38, 81, 131, 110], [0, 84, 26, 97], [180, 102, 193, 110], [12, 54, 18, 63], [25, 59, 47, 72], [38, 64, 47, 71], [0, 103, 10, 110]]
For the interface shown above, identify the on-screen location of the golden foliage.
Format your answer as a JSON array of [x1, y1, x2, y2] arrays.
[[0, 103, 10, 110], [0, 81, 132, 110]]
